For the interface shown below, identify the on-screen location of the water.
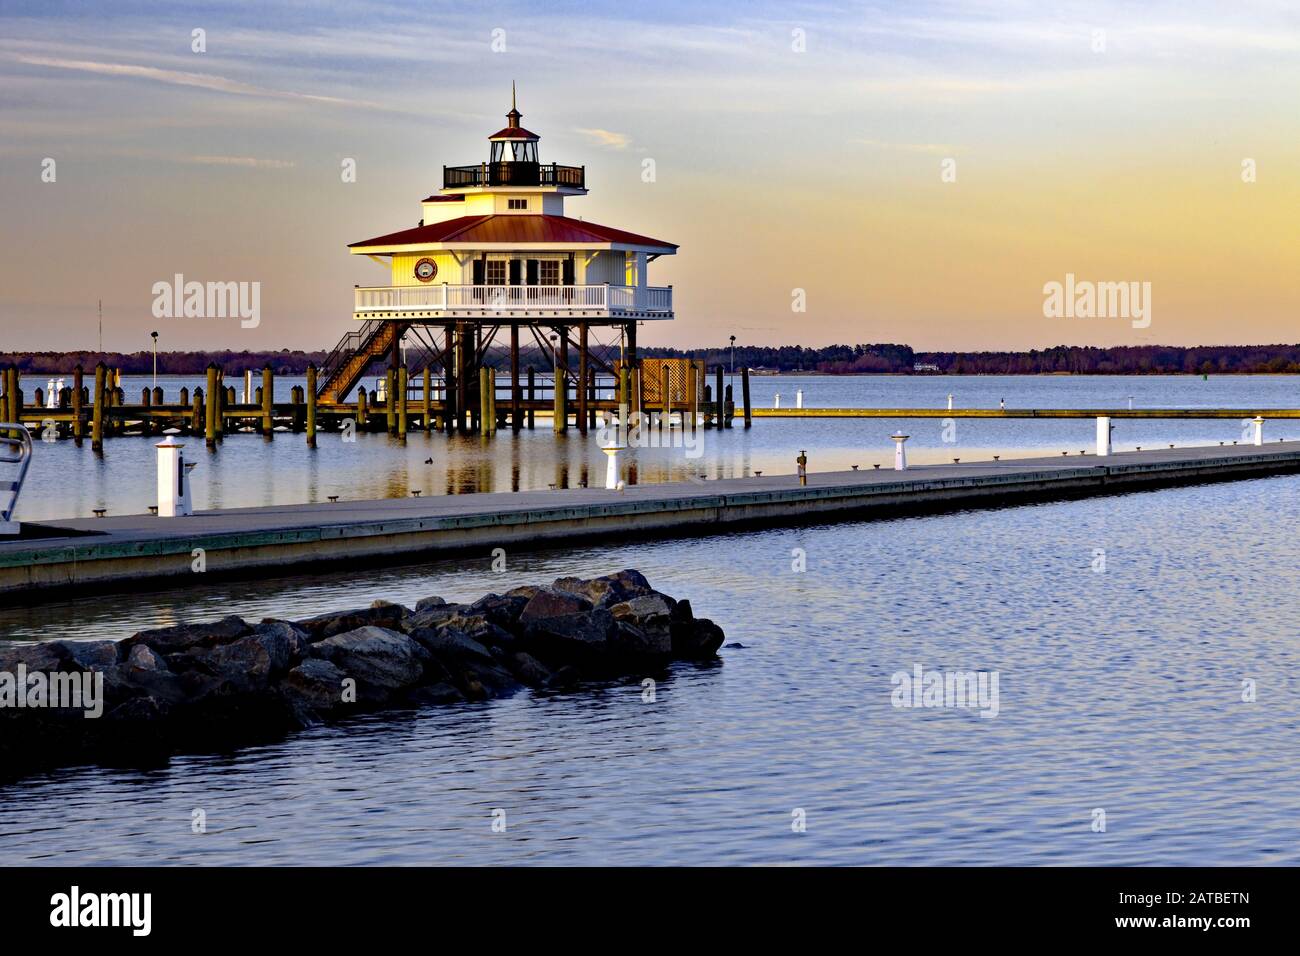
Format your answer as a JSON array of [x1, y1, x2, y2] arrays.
[[13, 373, 1300, 521], [2, 375, 1298, 865]]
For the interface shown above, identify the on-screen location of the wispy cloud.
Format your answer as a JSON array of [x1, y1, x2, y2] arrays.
[[575, 127, 631, 149], [182, 155, 296, 169], [9, 54, 377, 109]]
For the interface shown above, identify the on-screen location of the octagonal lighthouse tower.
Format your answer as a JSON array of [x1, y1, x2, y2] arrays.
[[318, 88, 678, 438]]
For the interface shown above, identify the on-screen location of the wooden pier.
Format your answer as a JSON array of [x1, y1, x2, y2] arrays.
[[4, 441, 1299, 598]]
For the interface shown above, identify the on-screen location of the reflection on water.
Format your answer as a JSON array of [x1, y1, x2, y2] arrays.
[[2, 475, 1299, 865], [14, 374, 1300, 521]]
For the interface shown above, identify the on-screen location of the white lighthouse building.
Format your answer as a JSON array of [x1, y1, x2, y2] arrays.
[[316, 88, 678, 434]]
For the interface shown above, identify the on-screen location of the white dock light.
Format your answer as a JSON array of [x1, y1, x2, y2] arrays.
[[774, 392, 781, 409], [1253, 416, 1264, 446], [601, 441, 624, 490], [891, 431, 910, 471], [155, 436, 194, 517], [796, 389, 804, 409]]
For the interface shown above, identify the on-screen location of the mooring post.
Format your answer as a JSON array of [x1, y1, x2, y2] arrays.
[[687, 363, 698, 432], [660, 364, 671, 432], [397, 364, 408, 441], [797, 449, 808, 486], [490, 367, 499, 434], [204, 364, 217, 447], [1096, 416, 1111, 456], [306, 364, 318, 448], [724, 384, 734, 429], [510, 324, 521, 432], [71, 365, 84, 444], [192, 387, 203, 436], [421, 367, 431, 432], [742, 366, 752, 428], [1253, 416, 1265, 446], [214, 368, 226, 441], [578, 322, 589, 436], [357, 386, 369, 433], [262, 366, 274, 439], [89, 363, 105, 452], [715, 365, 725, 428], [385, 368, 396, 435], [552, 359, 566, 433], [527, 366, 536, 429]]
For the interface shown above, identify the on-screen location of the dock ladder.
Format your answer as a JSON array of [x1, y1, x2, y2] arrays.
[[0, 423, 32, 535]]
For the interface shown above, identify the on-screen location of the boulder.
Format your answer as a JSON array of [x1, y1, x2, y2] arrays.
[[407, 626, 494, 664], [508, 652, 553, 687], [310, 626, 427, 699], [464, 592, 530, 633], [522, 607, 616, 664], [552, 570, 654, 608], [122, 615, 249, 654], [282, 658, 349, 714], [519, 587, 592, 622], [294, 604, 406, 640]]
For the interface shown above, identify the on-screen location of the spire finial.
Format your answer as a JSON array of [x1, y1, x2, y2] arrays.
[[506, 81, 522, 128], [512, 80, 516, 112]]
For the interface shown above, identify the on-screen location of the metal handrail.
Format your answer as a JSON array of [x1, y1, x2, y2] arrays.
[[0, 423, 32, 530]]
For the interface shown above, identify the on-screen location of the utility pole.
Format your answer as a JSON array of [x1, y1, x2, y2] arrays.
[[151, 330, 159, 387], [98, 299, 102, 352]]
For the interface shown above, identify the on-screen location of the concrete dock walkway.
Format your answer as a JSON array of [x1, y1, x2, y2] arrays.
[[4, 442, 1299, 597]]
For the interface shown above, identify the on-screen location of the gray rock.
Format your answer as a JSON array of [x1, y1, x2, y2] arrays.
[[522, 607, 615, 663], [413, 595, 448, 612], [672, 617, 726, 660], [310, 626, 427, 698], [294, 604, 405, 640], [408, 626, 494, 663], [282, 658, 349, 712], [401, 602, 466, 632], [0, 641, 70, 673], [545, 665, 581, 690], [464, 592, 530, 632], [552, 570, 654, 608], [55, 640, 121, 670], [123, 615, 249, 654], [610, 620, 672, 658], [520, 587, 593, 622], [509, 652, 553, 687], [406, 682, 464, 706]]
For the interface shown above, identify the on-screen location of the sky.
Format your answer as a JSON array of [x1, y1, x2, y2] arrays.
[[0, 0, 1297, 353]]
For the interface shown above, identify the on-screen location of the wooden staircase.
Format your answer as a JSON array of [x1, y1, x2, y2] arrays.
[[316, 320, 403, 403]]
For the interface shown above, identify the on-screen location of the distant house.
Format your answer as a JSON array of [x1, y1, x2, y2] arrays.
[[913, 363, 941, 373]]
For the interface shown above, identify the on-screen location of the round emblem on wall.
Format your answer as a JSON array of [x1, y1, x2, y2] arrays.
[[414, 258, 438, 282]]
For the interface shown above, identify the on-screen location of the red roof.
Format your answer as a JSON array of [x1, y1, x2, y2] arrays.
[[419, 194, 465, 203], [489, 126, 539, 140], [349, 214, 677, 251]]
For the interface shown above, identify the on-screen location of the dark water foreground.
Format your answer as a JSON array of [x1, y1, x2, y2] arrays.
[[1, 475, 1298, 865]]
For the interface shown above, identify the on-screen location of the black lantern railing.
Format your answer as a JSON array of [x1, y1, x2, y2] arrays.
[[443, 162, 585, 189]]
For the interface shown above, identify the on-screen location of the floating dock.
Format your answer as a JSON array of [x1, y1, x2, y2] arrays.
[[3, 441, 1299, 598]]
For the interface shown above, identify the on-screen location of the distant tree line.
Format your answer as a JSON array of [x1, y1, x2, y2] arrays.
[[6, 343, 1300, 376]]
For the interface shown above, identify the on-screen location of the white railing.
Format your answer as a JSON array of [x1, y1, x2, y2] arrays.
[[354, 284, 672, 315]]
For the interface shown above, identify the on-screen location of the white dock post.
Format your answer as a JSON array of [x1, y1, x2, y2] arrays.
[[1096, 416, 1112, 456], [156, 436, 193, 517], [1253, 416, 1264, 446], [795, 389, 803, 409], [601, 442, 624, 490], [243, 369, 253, 404], [891, 431, 910, 471], [947, 394, 953, 410], [774, 393, 780, 409]]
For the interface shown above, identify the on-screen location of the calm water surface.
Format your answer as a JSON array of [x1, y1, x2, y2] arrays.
[[2, 475, 1298, 864], [1, 375, 1297, 864], [13, 374, 1300, 521]]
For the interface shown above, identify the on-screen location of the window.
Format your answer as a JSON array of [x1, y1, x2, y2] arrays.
[[538, 260, 560, 285], [485, 260, 507, 285], [507, 198, 528, 210]]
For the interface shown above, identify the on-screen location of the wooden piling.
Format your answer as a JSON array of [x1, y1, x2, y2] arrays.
[[715, 366, 725, 428], [397, 364, 408, 440], [724, 384, 734, 429], [204, 365, 217, 447], [92, 363, 106, 452], [510, 325, 521, 432], [306, 364, 318, 447], [661, 364, 671, 431], [742, 366, 752, 428], [259, 366, 272, 438], [578, 322, 589, 436], [192, 387, 204, 436], [527, 367, 536, 429], [480, 367, 491, 436], [72, 365, 84, 444], [385, 368, 396, 435], [552, 357, 565, 433], [687, 363, 698, 432], [421, 367, 431, 432], [357, 386, 369, 432]]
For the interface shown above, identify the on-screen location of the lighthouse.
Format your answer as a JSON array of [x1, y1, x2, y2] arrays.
[[318, 87, 678, 437]]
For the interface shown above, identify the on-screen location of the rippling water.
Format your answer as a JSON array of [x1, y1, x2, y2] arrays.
[[3, 471, 1299, 864]]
